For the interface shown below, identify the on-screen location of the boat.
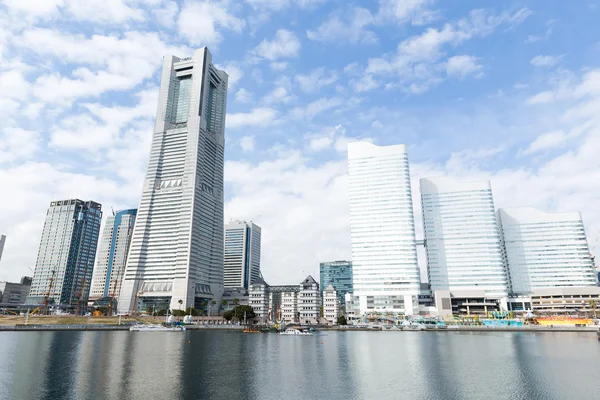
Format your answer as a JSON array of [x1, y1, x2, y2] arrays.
[[279, 328, 313, 335], [130, 324, 186, 332]]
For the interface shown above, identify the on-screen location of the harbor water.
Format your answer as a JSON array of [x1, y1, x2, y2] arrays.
[[0, 330, 598, 400]]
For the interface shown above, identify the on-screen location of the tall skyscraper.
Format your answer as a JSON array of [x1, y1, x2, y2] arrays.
[[89, 209, 137, 301], [498, 207, 596, 293], [347, 142, 420, 315], [26, 199, 102, 306], [0, 234, 5, 263], [224, 220, 261, 289], [420, 177, 509, 296], [319, 260, 353, 304], [118, 48, 228, 314]]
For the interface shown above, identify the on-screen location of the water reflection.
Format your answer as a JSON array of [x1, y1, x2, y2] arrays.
[[1, 331, 599, 400]]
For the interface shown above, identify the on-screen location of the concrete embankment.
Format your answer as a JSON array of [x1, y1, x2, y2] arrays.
[[328, 326, 600, 333], [0, 324, 246, 332]]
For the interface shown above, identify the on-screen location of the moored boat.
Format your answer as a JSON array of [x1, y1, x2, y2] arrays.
[[130, 324, 186, 332]]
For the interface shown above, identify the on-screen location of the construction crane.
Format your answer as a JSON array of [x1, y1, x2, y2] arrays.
[[42, 270, 56, 315]]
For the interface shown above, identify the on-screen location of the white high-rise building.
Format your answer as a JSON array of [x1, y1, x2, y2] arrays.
[[498, 207, 596, 294], [420, 177, 509, 296], [348, 142, 420, 315], [89, 209, 137, 302], [26, 199, 102, 306], [118, 48, 228, 314], [224, 220, 261, 289]]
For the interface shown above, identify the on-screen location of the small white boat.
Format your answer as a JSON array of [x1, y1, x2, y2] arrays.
[[130, 324, 186, 332], [279, 328, 313, 335]]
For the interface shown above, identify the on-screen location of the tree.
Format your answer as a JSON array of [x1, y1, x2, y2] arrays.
[[221, 300, 228, 310], [178, 299, 183, 312], [590, 300, 597, 319], [320, 306, 324, 317], [233, 298, 240, 306], [232, 305, 255, 323], [223, 310, 234, 321], [337, 315, 347, 325]]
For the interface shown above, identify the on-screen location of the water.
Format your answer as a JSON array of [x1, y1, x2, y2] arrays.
[[1, 330, 598, 400]]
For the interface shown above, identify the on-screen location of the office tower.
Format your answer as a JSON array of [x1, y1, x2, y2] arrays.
[[25, 199, 102, 306], [420, 177, 509, 296], [319, 260, 353, 304], [347, 142, 420, 315], [89, 209, 137, 301], [118, 48, 228, 314], [0, 277, 32, 304], [498, 207, 596, 293], [0, 234, 5, 263], [224, 220, 261, 289]]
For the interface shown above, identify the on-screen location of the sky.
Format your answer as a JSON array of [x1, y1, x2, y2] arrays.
[[1, 0, 600, 285]]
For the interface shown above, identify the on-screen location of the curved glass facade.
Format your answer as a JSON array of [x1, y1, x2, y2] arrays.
[[498, 208, 596, 294], [348, 142, 420, 315], [420, 178, 509, 296]]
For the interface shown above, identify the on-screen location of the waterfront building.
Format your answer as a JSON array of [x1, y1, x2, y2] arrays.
[[498, 207, 596, 293], [118, 48, 228, 314], [248, 275, 321, 325], [224, 220, 261, 290], [420, 177, 509, 296], [347, 142, 420, 315], [0, 234, 5, 263], [319, 260, 352, 304], [0, 277, 32, 304], [323, 285, 340, 324], [89, 209, 137, 303], [344, 293, 359, 323], [434, 290, 505, 317], [221, 287, 249, 311], [26, 199, 102, 306]]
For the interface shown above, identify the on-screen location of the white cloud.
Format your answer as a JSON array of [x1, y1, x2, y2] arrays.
[[295, 68, 338, 93], [239, 136, 255, 152], [350, 74, 380, 92], [2, 0, 63, 19], [525, 19, 557, 43], [245, 0, 327, 11], [270, 62, 289, 71], [307, 7, 377, 44], [178, 0, 245, 46], [63, 0, 145, 24], [235, 88, 253, 103], [524, 130, 568, 154], [0, 70, 31, 100], [377, 0, 439, 25], [253, 29, 301, 61], [0, 127, 41, 163], [153, 0, 179, 27], [530, 55, 563, 67], [262, 86, 294, 104], [227, 108, 279, 128], [290, 97, 345, 120], [445, 55, 483, 78], [216, 63, 243, 88]]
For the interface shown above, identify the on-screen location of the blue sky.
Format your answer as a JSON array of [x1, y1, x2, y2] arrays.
[[1, 0, 600, 284]]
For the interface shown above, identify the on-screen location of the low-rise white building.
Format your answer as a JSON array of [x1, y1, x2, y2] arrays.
[[248, 275, 321, 325], [323, 285, 340, 324]]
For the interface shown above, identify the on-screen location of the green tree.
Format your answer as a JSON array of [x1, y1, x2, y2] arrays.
[[221, 300, 228, 310], [232, 305, 255, 323], [223, 310, 234, 321], [233, 298, 240, 306], [590, 300, 597, 319], [337, 315, 348, 325], [319, 306, 324, 317]]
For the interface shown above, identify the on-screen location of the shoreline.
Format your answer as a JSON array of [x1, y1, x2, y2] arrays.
[[1, 324, 598, 333]]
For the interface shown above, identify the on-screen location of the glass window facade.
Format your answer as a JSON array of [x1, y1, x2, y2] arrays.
[[319, 261, 353, 304]]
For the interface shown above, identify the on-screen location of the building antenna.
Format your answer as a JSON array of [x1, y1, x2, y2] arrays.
[[111, 206, 115, 216]]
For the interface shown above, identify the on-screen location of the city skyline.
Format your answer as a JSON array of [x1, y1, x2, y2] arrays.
[[1, 2, 600, 287]]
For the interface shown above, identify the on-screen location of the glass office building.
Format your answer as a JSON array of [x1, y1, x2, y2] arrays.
[[319, 261, 353, 304], [224, 220, 261, 290], [26, 199, 102, 306], [118, 48, 228, 314], [348, 142, 420, 315], [498, 207, 596, 293], [420, 177, 509, 296], [89, 209, 137, 301]]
